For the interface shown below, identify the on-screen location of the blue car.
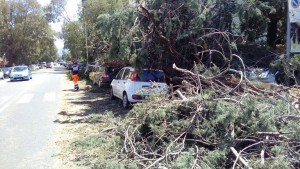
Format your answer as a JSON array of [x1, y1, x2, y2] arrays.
[[10, 66, 32, 81]]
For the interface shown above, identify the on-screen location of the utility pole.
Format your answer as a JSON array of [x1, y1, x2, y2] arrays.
[[82, 0, 88, 65], [287, 0, 291, 58], [84, 20, 88, 65]]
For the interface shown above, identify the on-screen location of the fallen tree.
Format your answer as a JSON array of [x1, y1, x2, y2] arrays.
[[107, 82, 299, 169], [88, 2, 300, 168], [89, 53, 300, 168], [91, 25, 300, 167]]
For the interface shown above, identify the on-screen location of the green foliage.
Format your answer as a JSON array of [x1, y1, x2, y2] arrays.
[[270, 55, 300, 85], [109, 89, 299, 168], [202, 148, 227, 169], [61, 21, 85, 61], [92, 160, 138, 169], [77, 0, 130, 63], [271, 145, 286, 156], [250, 158, 291, 169], [94, 8, 135, 63], [171, 149, 195, 169], [73, 135, 108, 149], [238, 0, 286, 44], [287, 122, 300, 140], [69, 111, 127, 167], [0, 0, 57, 65], [86, 114, 102, 123], [44, 0, 67, 22]]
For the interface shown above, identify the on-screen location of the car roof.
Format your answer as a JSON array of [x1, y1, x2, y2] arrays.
[[121, 66, 134, 70], [14, 65, 28, 68], [121, 67, 164, 71]]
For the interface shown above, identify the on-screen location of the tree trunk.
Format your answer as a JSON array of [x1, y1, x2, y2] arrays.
[[267, 15, 278, 49]]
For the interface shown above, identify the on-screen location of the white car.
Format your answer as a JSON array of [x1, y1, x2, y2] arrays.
[[110, 67, 168, 108], [0, 68, 4, 80], [10, 66, 32, 81]]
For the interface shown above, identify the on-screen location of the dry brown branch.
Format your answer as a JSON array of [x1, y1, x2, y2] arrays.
[[257, 131, 281, 135], [175, 90, 188, 100], [213, 98, 244, 105], [276, 115, 300, 119], [185, 138, 218, 147], [231, 146, 253, 169], [146, 133, 187, 169], [234, 139, 257, 143], [173, 63, 207, 80]]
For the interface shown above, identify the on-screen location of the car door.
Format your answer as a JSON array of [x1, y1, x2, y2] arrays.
[[118, 68, 131, 96], [112, 68, 125, 99]]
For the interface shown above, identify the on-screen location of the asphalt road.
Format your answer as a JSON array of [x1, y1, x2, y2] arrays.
[[0, 66, 67, 169]]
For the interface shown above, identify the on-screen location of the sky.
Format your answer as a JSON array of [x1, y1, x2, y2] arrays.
[[37, 0, 82, 49]]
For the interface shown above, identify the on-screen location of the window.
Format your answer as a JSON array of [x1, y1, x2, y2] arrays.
[[13, 67, 27, 72], [137, 70, 165, 82], [115, 69, 125, 79], [122, 69, 131, 80]]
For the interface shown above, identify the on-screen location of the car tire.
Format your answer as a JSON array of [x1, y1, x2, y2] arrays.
[[110, 88, 116, 100], [98, 79, 102, 88], [122, 93, 130, 108]]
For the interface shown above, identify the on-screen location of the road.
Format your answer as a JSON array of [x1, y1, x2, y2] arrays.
[[0, 66, 67, 169]]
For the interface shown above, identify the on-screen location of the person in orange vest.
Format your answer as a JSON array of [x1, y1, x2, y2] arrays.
[[70, 61, 80, 90]]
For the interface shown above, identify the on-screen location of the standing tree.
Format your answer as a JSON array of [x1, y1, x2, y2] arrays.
[[0, 0, 57, 65], [61, 21, 85, 61]]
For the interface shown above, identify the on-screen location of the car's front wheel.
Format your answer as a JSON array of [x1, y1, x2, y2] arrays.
[[98, 79, 102, 88], [122, 93, 130, 108]]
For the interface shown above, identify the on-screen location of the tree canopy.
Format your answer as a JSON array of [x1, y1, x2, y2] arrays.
[[0, 0, 62, 65], [67, 0, 290, 78]]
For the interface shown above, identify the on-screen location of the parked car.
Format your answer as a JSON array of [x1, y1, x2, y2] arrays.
[[0, 68, 4, 79], [3, 67, 12, 78], [245, 68, 276, 83], [110, 67, 168, 108], [41, 62, 47, 68], [93, 66, 121, 87], [46, 62, 54, 68], [29, 64, 39, 71], [89, 66, 99, 81], [10, 66, 32, 81]]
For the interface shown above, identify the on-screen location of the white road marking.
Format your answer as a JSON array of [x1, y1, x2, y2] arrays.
[[0, 96, 12, 106], [0, 89, 29, 115], [43, 92, 56, 102], [16, 94, 34, 104]]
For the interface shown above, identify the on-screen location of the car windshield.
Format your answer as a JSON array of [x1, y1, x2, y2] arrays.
[[137, 70, 165, 82], [106, 66, 118, 74], [13, 67, 27, 72]]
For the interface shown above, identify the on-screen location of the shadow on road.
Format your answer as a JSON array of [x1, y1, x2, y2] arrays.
[[54, 81, 129, 124]]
